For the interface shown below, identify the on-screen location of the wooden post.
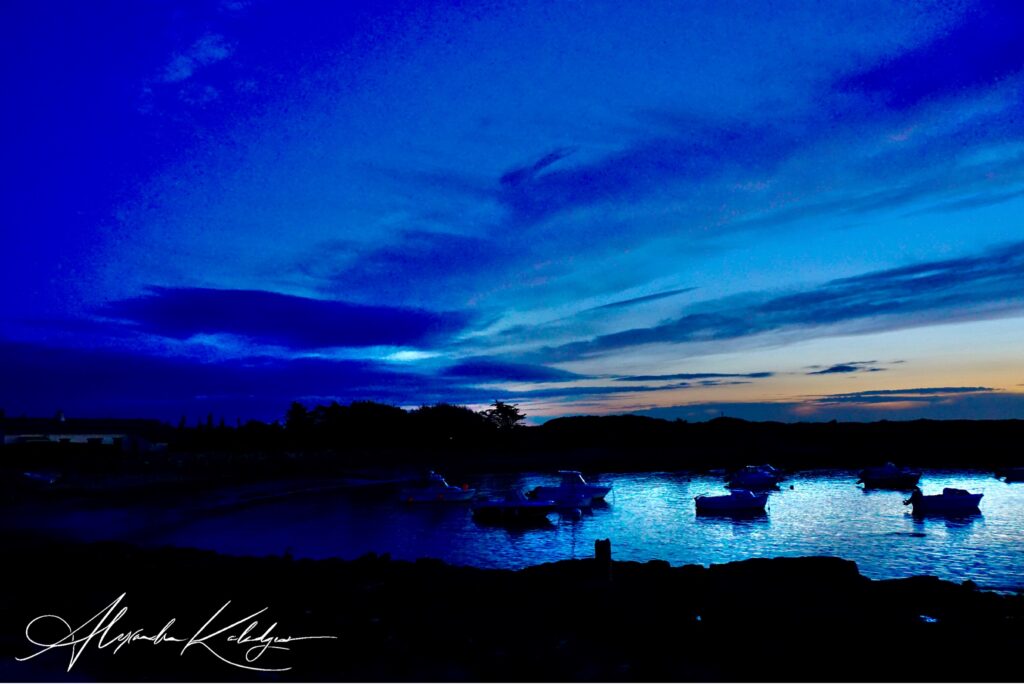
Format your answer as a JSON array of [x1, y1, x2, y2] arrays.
[[595, 538, 612, 581]]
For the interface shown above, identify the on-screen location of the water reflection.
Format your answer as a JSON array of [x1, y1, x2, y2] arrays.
[[694, 511, 770, 523], [473, 517, 555, 530], [910, 512, 983, 528], [3, 469, 1021, 590]]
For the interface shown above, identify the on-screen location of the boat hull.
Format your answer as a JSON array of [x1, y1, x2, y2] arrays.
[[401, 488, 476, 502], [859, 473, 921, 489], [695, 492, 769, 514], [532, 484, 611, 502], [471, 502, 558, 523], [725, 475, 779, 490], [908, 493, 983, 515], [725, 465, 782, 490]]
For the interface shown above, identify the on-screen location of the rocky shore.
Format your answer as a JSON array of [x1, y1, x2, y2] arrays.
[[2, 535, 1021, 682]]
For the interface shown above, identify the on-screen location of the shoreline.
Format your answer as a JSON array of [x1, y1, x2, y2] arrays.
[[5, 415, 1024, 485], [2, 534, 1022, 682], [4, 461, 1018, 500]]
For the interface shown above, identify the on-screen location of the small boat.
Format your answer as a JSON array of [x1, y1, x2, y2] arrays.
[[472, 489, 559, 523], [903, 487, 983, 515], [21, 471, 62, 486], [857, 463, 921, 489], [529, 489, 594, 509], [695, 489, 769, 514], [995, 467, 1024, 483], [400, 471, 476, 502], [726, 465, 782, 490], [530, 470, 612, 503], [17, 470, 63, 491]]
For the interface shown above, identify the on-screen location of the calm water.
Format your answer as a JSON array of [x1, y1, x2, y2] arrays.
[[6, 470, 1023, 591]]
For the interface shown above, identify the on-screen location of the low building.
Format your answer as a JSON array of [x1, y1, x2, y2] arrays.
[[1, 413, 170, 453]]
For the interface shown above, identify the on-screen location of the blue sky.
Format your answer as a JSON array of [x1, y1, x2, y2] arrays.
[[3, 0, 1024, 422]]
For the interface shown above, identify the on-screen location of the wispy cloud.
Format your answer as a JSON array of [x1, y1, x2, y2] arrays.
[[484, 4, 1024, 241], [543, 240, 1024, 360], [586, 287, 697, 311], [731, 151, 1024, 233], [835, 0, 1024, 110], [500, 148, 576, 187], [303, 230, 509, 307], [494, 121, 799, 225], [163, 33, 233, 83], [905, 187, 1024, 217]]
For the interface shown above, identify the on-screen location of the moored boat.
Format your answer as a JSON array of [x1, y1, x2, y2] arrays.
[[472, 489, 559, 523], [857, 463, 921, 489], [995, 467, 1024, 483], [726, 465, 782, 490], [695, 489, 769, 514], [531, 470, 612, 503], [903, 487, 983, 515], [400, 471, 476, 502]]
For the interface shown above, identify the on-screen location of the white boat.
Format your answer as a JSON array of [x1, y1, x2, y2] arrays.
[[903, 487, 983, 515], [695, 489, 769, 514], [530, 471, 612, 503], [857, 463, 921, 489], [726, 465, 782, 490], [400, 471, 476, 502], [472, 489, 559, 523]]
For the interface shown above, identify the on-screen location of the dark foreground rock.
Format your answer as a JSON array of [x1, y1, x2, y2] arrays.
[[1, 535, 1021, 682]]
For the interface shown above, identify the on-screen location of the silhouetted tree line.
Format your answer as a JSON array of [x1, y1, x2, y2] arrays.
[[162, 400, 1024, 472], [169, 400, 528, 457], [6, 402, 1021, 478]]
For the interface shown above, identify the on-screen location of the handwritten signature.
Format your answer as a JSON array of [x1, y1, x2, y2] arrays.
[[18, 593, 337, 672]]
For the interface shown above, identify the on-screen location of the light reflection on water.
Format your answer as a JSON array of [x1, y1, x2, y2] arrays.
[[7, 470, 1023, 591]]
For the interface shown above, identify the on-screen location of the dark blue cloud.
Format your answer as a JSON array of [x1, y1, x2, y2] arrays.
[[304, 230, 505, 306], [100, 287, 471, 349], [637, 391, 1024, 422], [500, 148, 576, 187], [545, 240, 1024, 359], [0, 340, 493, 421], [616, 371, 773, 382], [505, 383, 690, 401], [698, 379, 752, 387], [813, 386, 994, 404], [442, 357, 584, 383], [0, 340, 697, 420], [587, 287, 697, 311], [638, 402, 807, 422], [496, 121, 800, 223], [836, 1, 1024, 110], [807, 361, 886, 375]]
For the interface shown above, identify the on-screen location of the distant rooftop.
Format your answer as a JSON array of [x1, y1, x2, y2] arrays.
[[1, 415, 169, 437]]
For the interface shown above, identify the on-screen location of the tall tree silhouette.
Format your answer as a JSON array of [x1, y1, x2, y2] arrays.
[[285, 402, 312, 433], [482, 401, 526, 431]]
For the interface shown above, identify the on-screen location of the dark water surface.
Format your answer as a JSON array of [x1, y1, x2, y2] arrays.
[[6, 470, 1023, 591]]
